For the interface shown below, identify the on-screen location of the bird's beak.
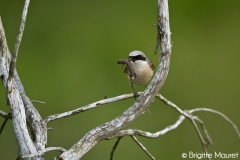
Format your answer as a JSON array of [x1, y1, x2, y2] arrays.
[[128, 57, 132, 62]]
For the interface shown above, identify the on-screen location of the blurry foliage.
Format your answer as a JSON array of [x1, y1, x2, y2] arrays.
[[0, 0, 239, 159]]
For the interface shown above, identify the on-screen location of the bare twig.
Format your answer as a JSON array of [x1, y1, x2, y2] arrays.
[[106, 94, 239, 160], [131, 136, 155, 160], [47, 127, 53, 131], [156, 94, 240, 160], [192, 116, 214, 146], [8, 0, 30, 79], [45, 91, 238, 159], [0, 112, 11, 135], [190, 117, 210, 159], [22, 147, 66, 158], [58, 1, 172, 159], [107, 115, 185, 139], [31, 100, 46, 104], [43, 93, 135, 124], [1, 1, 46, 156], [110, 137, 122, 160], [156, 94, 210, 156], [0, 110, 10, 119], [189, 108, 240, 138]]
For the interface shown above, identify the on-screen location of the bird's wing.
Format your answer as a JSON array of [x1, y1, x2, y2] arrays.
[[149, 61, 155, 70]]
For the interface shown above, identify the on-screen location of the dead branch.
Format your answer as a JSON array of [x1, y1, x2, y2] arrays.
[[0, 112, 11, 135], [0, 5, 38, 156], [43, 93, 134, 124], [131, 136, 155, 160], [189, 108, 240, 138], [8, 0, 30, 79], [0, 110, 10, 119], [58, 0, 172, 159], [0, 1, 47, 159], [105, 94, 239, 160], [110, 137, 122, 160], [31, 100, 46, 104], [22, 147, 66, 158], [0, 0, 238, 160]]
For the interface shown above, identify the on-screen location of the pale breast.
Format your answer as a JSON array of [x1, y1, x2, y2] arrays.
[[128, 61, 153, 86]]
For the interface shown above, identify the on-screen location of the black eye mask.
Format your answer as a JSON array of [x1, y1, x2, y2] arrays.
[[129, 55, 146, 62]]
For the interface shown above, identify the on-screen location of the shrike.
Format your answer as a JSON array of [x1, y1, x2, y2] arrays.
[[124, 50, 155, 98]]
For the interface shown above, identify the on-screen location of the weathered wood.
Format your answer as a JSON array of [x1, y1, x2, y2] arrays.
[[58, 0, 172, 159]]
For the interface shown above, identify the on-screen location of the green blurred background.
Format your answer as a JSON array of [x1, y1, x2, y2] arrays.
[[0, 0, 239, 159]]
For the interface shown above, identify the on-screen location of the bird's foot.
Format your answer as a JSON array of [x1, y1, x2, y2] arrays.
[[133, 90, 139, 100]]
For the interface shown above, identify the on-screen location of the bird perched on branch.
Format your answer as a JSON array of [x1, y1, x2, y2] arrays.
[[118, 50, 155, 99]]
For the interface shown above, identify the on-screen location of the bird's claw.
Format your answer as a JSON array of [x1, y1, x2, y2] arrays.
[[133, 90, 139, 100]]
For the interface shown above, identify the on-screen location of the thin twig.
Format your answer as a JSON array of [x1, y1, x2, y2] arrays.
[[189, 108, 240, 138], [47, 127, 53, 131], [8, 0, 30, 79], [193, 116, 214, 146], [43, 93, 135, 124], [0, 110, 10, 119], [131, 136, 155, 160], [190, 117, 210, 160], [156, 94, 210, 156], [22, 147, 66, 158], [31, 100, 46, 104], [110, 137, 122, 160], [107, 115, 185, 139], [156, 94, 239, 160], [0, 112, 11, 135]]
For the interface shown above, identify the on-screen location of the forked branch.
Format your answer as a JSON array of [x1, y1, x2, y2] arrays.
[[106, 95, 239, 160], [58, 0, 172, 159], [8, 0, 30, 79]]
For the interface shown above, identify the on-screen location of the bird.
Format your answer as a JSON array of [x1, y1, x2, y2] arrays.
[[124, 50, 155, 99]]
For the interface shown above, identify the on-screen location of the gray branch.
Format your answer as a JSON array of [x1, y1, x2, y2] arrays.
[[22, 147, 66, 159], [0, 112, 11, 135], [106, 115, 185, 140], [1, 0, 238, 160], [8, 0, 30, 79], [105, 94, 239, 160], [131, 136, 155, 160], [0, 15, 37, 158], [43, 93, 134, 124], [189, 108, 240, 138], [110, 137, 122, 160], [0, 1, 47, 159], [58, 0, 172, 159], [0, 110, 10, 119]]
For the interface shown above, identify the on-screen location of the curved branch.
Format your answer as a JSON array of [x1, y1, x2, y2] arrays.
[[106, 115, 185, 139], [58, 0, 172, 159], [106, 95, 240, 160], [189, 108, 240, 138]]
